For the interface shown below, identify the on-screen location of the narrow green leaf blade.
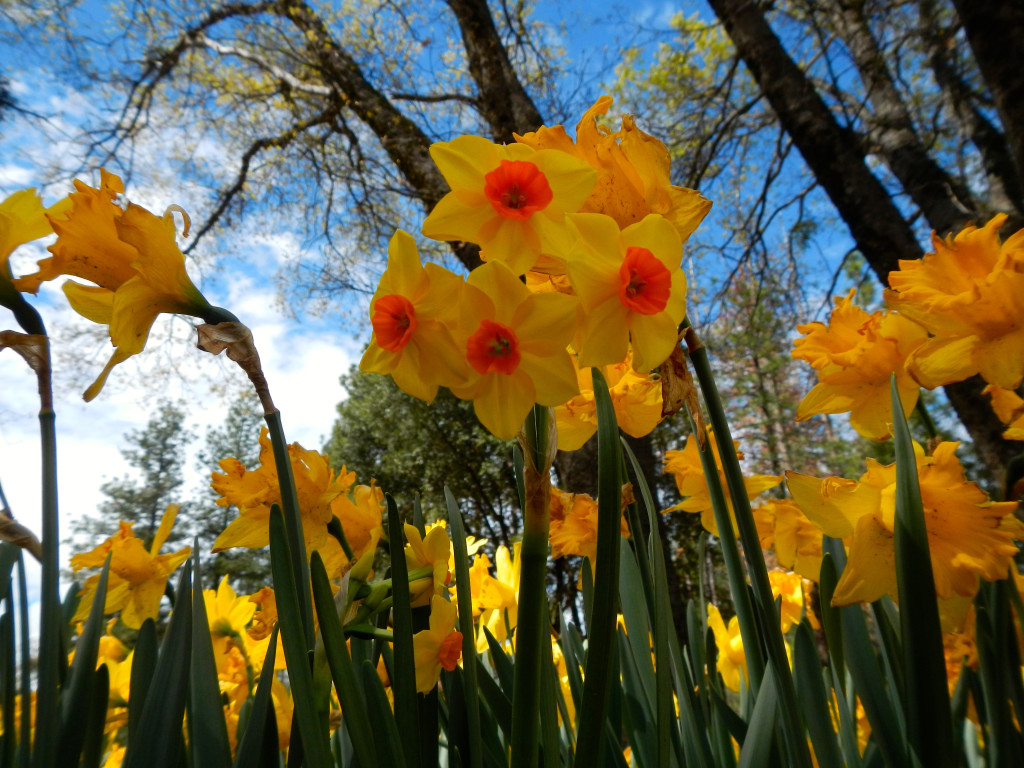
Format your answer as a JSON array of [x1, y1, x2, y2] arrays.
[[737, 662, 778, 768], [386, 493, 421, 768], [232, 626, 280, 768]]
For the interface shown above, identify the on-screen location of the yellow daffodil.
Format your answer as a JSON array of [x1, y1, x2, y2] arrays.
[[885, 214, 1024, 389], [70, 504, 191, 629], [551, 635, 577, 726], [786, 442, 1022, 606], [421, 136, 596, 275], [663, 430, 781, 537], [476, 543, 521, 650], [329, 481, 385, 564], [753, 498, 824, 581], [515, 95, 711, 244], [984, 384, 1024, 440], [450, 260, 579, 440], [212, 427, 355, 557], [554, 350, 663, 451], [456, 552, 493, 618], [707, 603, 746, 692], [16, 171, 221, 400], [360, 230, 468, 402], [548, 487, 629, 572], [767, 568, 805, 633], [204, 577, 256, 669], [405, 522, 452, 608], [0, 187, 70, 309], [792, 289, 927, 440], [565, 213, 686, 372], [412, 594, 463, 693]]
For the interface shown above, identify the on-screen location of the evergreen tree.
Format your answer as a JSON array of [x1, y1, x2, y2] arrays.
[[68, 400, 193, 550]]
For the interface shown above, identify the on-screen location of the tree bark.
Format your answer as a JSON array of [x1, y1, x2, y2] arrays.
[[706, 0, 1016, 474], [951, 0, 1024, 192]]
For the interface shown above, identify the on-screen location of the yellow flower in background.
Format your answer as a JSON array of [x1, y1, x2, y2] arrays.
[[515, 95, 711, 243], [476, 543, 521, 650], [329, 482, 385, 564], [565, 212, 685, 372], [421, 136, 596, 275], [753, 498, 824, 581], [792, 289, 926, 440], [554, 350, 663, 451], [70, 504, 191, 629], [360, 230, 468, 402], [885, 214, 1024, 389], [212, 426, 355, 556], [15, 171, 217, 400], [984, 384, 1024, 440], [786, 442, 1022, 606], [204, 577, 256, 669], [450, 260, 579, 440], [412, 595, 463, 693], [0, 187, 70, 307], [405, 522, 452, 607], [707, 603, 746, 692], [767, 569, 805, 633], [549, 487, 629, 572], [663, 430, 781, 537]]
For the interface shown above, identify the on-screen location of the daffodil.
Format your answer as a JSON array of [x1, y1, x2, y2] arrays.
[[70, 504, 191, 629], [476, 543, 521, 650], [204, 576, 256, 670], [786, 442, 1022, 606], [421, 136, 596, 275], [792, 289, 927, 440], [753, 498, 824, 581], [405, 522, 452, 607], [450, 260, 579, 440], [767, 568, 805, 633], [707, 603, 746, 692], [663, 430, 780, 537], [212, 426, 355, 556], [984, 384, 1024, 440], [554, 350, 663, 451], [328, 481, 385, 566], [515, 95, 712, 243], [0, 187, 70, 311], [885, 214, 1024, 389], [565, 213, 686, 372], [360, 230, 468, 401], [548, 487, 630, 572], [15, 171, 224, 400], [412, 594, 463, 693]]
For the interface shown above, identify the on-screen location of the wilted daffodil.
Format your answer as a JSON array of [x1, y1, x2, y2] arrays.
[[663, 429, 781, 537], [421, 136, 596, 275], [360, 230, 467, 402], [786, 442, 1022, 606], [707, 603, 746, 692], [0, 187, 70, 310], [554, 350, 663, 451], [515, 95, 711, 243], [885, 214, 1024, 389], [212, 427, 355, 556], [70, 504, 191, 629], [450, 260, 579, 440], [412, 595, 463, 693], [792, 289, 926, 440], [565, 213, 686, 372], [14, 170, 231, 400]]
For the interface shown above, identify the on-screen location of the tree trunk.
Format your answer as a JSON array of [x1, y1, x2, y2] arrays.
[[706, 0, 1016, 475]]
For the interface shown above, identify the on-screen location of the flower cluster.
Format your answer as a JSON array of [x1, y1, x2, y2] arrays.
[[361, 96, 711, 440]]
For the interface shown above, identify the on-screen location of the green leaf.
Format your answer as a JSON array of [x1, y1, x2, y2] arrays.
[[267, 505, 332, 768], [538, 600, 562, 768], [80, 664, 109, 768], [309, 550, 378, 766], [474, 656, 512, 740], [123, 561, 193, 768], [1, 610, 15, 768], [793, 621, 843, 768], [360, 659, 408, 768], [445, 488, 483, 768], [573, 368, 623, 768], [189, 547, 232, 768], [128, 619, 157, 739], [232, 626, 280, 768], [818, 552, 844, 688], [57, 553, 111, 766], [737, 662, 778, 768], [385, 493, 421, 768], [889, 376, 953, 768]]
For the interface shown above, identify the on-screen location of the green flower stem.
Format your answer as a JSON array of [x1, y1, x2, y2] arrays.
[[912, 397, 939, 442], [690, 414, 765, 694], [264, 409, 315, 650], [685, 326, 813, 768], [510, 405, 555, 768]]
